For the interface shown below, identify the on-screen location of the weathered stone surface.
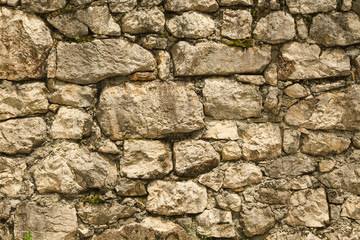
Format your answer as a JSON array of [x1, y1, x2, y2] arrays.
[[21, 0, 66, 13], [203, 120, 239, 140], [0, 117, 46, 154], [166, 12, 214, 38], [0, 157, 26, 197], [354, 132, 360, 148], [122, 8, 165, 34], [203, 78, 262, 120], [220, 0, 253, 5], [33, 142, 117, 195], [121, 140, 172, 179], [141, 34, 168, 49], [222, 141, 242, 160], [356, 56, 360, 78], [267, 231, 321, 240], [172, 42, 271, 76], [264, 87, 281, 114], [286, 0, 337, 14], [47, 13, 89, 38], [254, 11, 295, 44], [115, 178, 147, 196], [319, 160, 336, 173], [283, 129, 301, 154], [256, 188, 291, 204], [147, 180, 207, 215], [242, 207, 275, 237], [157, 50, 172, 80], [216, 191, 241, 212], [278, 42, 350, 80], [264, 63, 278, 85], [174, 140, 220, 177], [0, 201, 11, 220], [265, 154, 315, 178], [311, 81, 347, 94], [109, 0, 137, 13], [341, 196, 360, 220], [140, 0, 162, 6], [70, 0, 93, 5], [0, 81, 48, 121], [165, 0, 219, 12], [296, 18, 308, 40], [242, 123, 282, 161], [196, 209, 236, 238], [285, 85, 360, 130], [342, 0, 353, 11], [223, 162, 262, 189], [128, 72, 156, 81], [310, 12, 360, 47], [284, 84, 309, 98], [301, 132, 351, 156], [0, 7, 53, 81], [235, 75, 265, 85], [291, 175, 312, 190], [98, 139, 121, 155], [97, 81, 204, 139], [221, 9, 252, 39], [56, 39, 156, 84], [287, 188, 329, 227], [198, 169, 224, 191]]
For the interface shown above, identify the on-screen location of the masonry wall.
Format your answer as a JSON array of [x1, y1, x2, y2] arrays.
[[1, 0, 360, 239]]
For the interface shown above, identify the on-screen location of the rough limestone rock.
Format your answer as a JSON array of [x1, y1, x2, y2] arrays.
[[241, 207, 275, 237], [354, 132, 360, 148], [286, 0, 337, 14], [254, 11, 295, 44], [318, 160, 336, 173], [174, 140, 220, 177], [97, 81, 204, 139], [164, 0, 219, 12], [55, 39, 156, 84], [198, 169, 224, 191], [33, 142, 117, 195], [203, 78, 262, 119], [216, 191, 241, 212], [278, 42, 350, 80], [172, 41, 271, 76], [283, 129, 301, 154], [121, 140, 172, 179], [341, 196, 360, 220], [115, 178, 147, 196], [221, 9, 252, 39], [109, 0, 137, 13], [75, 6, 121, 36], [301, 132, 351, 156], [287, 188, 329, 227], [223, 162, 262, 189], [255, 188, 291, 204], [166, 12, 214, 38], [285, 85, 360, 130], [310, 12, 360, 46], [220, 0, 253, 6], [0, 7, 53, 81], [21, 0, 66, 13], [242, 123, 282, 161], [235, 75, 266, 85], [0, 201, 11, 220], [284, 83, 309, 98], [0, 157, 26, 197], [47, 13, 89, 38], [222, 141, 242, 160], [196, 209, 236, 238], [356, 55, 360, 78], [14, 203, 77, 240], [50, 107, 92, 140], [122, 8, 165, 34], [147, 180, 207, 215], [0, 81, 48, 121], [70, 0, 93, 5], [157, 50, 172, 80], [203, 120, 239, 140], [0, 117, 46, 155]]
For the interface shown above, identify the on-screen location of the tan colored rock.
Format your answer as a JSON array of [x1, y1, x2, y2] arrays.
[[355, 55, 360, 78], [141, 34, 168, 49], [223, 162, 262, 189], [174, 140, 220, 177], [220, 0, 253, 5], [203, 120, 239, 140], [0, 225, 11, 240], [264, 87, 281, 114], [216, 191, 241, 212], [267, 231, 321, 240], [221, 9, 252, 39], [196, 209, 236, 238], [222, 141, 242, 160], [311, 81, 346, 93], [157, 50, 172, 80], [264, 63, 278, 85], [47, 13, 89, 38], [235, 75, 265, 85], [128, 72, 157, 81], [284, 84, 309, 98], [56, 39, 156, 84], [140, 0, 162, 6], [242, 123, 282, 161], [242, 207, 275, 237], [287, 188, 329, 227], [70, 0, 92, 5], [172, 41, 271, 76], [21, 0, 66, 13], [286, 0, 337, 14], [98, 139, 121, 155], [115, 178, 147, 196], [301, 132, 350, 156], [198, 169, 224, 191], [290, 175, 312, 190], [319, 160, 336, 173], [122, 8, 164, 34], [0, 157, 26, 197], [97, 81, 204, 139], [342, 0, 353, 11], [109, 0, 137, 13], [203, 78, 262, 120], [256, 188, 291, 204], [354, 132, 360, 148], [296, 18, 308, 40], [0, 7, 53, 81], [164, 0, 219, 12], [283, 129, 301, 154], [341, 196, 360, 220], [0, 201, 11, 220], [121, 140, 172, 179]]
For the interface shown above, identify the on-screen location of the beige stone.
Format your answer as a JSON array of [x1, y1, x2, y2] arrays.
[[341, 196, 360, 220], [223, 162, 262, 189], [319, 160, 336, 173], [21, 0, 66, 13], [296, 18, 308, 40], [0, 157, 26, 197], [256, 188, 291, 204], [222, 141, 242, 160], [221, 9, 252, 39], [220, 0, 253, 5], [354, 132, 360, 148], [286, 0, 337, 14], [283, 129, 301, 154], [216, 191, 241, 212], [290, 175, 312, 190], [122, 8, 164, 34], [264, 87, 281, 114], [284, 84, 309, 98], [164, 0, 219, 12], [311, 81, 346, 93], [157, 50, 172, 80], [47, 13, 89, 38], [203, 120, 239, 140], [235, 75, 265, 85], [98, 139, 121, 155], [264, 63, 278, 85], [196, 209, 236, 238], [141, 34, 168, 49], [0, 201, 11, 220], [242, 207, 276, 237], [109, 0, 137, 13], [198, 169, 224, 191], [115, 178, 147, 197]]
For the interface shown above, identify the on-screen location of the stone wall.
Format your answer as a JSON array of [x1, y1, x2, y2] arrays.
[[1, 0, 360, 239]]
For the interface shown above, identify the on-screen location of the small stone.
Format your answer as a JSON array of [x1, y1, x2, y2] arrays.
[[115, 178, 147, 196], [283, 129, 301, 154], [319, 160, 336, 173], [341, 196, 360, 220], [6, 0, 19, 6], [0, 201, 11, 220], [128, 72, 157, 81], [290, 175, 312, 190], [354, 132, 360, 148], [222, 141, 242, 160], [342, 0, 353, 11], [0, 157, 26, 197], [198, 169, 224, 191], [223, 162, 262, 189], [219, 0, 253, 5], [235, 75, 265, 85], [157, 50, 172, 80], [196, 209, 236, 238], [203, 120, 239, 140], [21, 0, 66, 13], [353, 0, 360, 14], [122, 8, 165, 34], [286, 0, 337, 14], [109, 0, 137, 13], [174, 140, 220, 177], [311, 81, 346, 93], [241, 207, 276, 237], [141, 34, 168, 49], [216, 190, 241, 212], [284, 84, 309, 98], [264, 87, 281, 115], [221, 9, 252, 39], [140, 0, 162, 6], [70, 0, 92, 5], [296, 18, 308, 40], [47, 13, 89, 38], [264, 63, 278, 86], [164, 0, 219, 12], [98, 139, 120, 155]]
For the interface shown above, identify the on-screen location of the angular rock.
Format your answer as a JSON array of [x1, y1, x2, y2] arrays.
[[0, 117, 46, 154], [141, 34, 168, 49], [174, 140, 220, 177], [286, 0, 337, 14], [256, 188, 291, 204], [287, 188, 329, 227], [284, 84, 309, 98], [122, 8, 165, 34], [216, 191, 241, 212], [157, 50, 172, 80], [115, 178, 147, 196], [291, 175, 312, 190], [310, 12, 360, 47], [283, 129, 301, 154], [196, 209, 236, 238], [278, 42, 350, 80], [223, 162, 262, 189], [56, 39, 156, 84], [0, 7, 53, 81], [241, 207, 275, 237], [21, 0, 66, 13], [0, 81, 48, 121], [341, 196, 360, 220], [221, 9, 252, 39], [140, 0, 162, 6], [203, 120, 239, 140], [172, 41, 271, 76], [285, 85, 360, 130], [203, 78, 262, 120], [109, 0, 137, 13], [220, 0, 253, 5], [264, 63, 278, 85], [254, 11, 295, 44], [128, 72, 156, 81], [47, 13, 89, 38], [0, 157, 26, 197], [311, 81, 346, 93], [235, 75, 265, 85], [14, 203, 77, 240], [296, 18, 308, 40], [264, 87, 281, 114], [0, 201, 11, 220], [70, 0, 93, 5], [267, 231, 321, 240], [97, 81, 204, 139], [164, 0, 219, 12], [121, 140, 172, 179], [98, 139, 120, 154], [147, 180, 207, 215], [33, 142, 117, 195], [319, 160, 336, 173], [222, 142, 242, 161], [198, 169, 224, 191], [242, 123, 282, 161]]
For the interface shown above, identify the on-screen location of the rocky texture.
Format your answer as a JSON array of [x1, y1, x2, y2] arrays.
[[223, 163, 262, 188], [97, 81, 204, 139], [21, 0, 66, 13], [121, 140, 172, 179], [222, 141, 242, 160], [115, 178, 147, 196], [235, 75, 265, 85], [356, 56, 360, 78], [284, 84, 309, 98], [157, 50, 172, 80], [203, 120, 239, 140], [319, 160, 336, 173], [216, 191, 241, 212], [0, 201, 11, 220], [55, 39, 156, 84], [198, 169, 224, 191], [196, 209, 236, 238], [172, 42, 271, 76], [241, 207, 275, 237], [283, 129, 301, 154], [109, 0, 137, 13], [122, 8, 165, 34], [0, 157, 26, 197], [47, 13, 89, 38], [341, 196, 360, 220], [286, 0, 337, 14], [221, 9, 252, 39], [354, 132, 360, 148], [164, 0, 219, 12], [220, 0, 253, 5]]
